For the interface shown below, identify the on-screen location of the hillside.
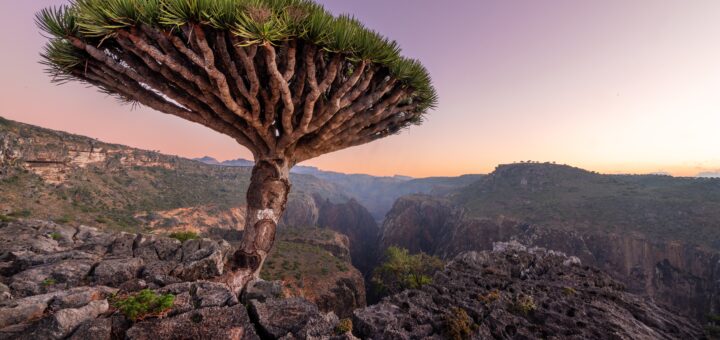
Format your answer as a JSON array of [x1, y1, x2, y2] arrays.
[[0, 117, 347, 233], [453, 162, 720, 249]]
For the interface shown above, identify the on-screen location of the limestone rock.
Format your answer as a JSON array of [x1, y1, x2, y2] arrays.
[[353, 248, 704, 339], [67, 317, 112, 340], [250, 297, 339, 339], [29, 299, 108, 339], [126, 305, 259, 340], [93, 258, 144, 286]]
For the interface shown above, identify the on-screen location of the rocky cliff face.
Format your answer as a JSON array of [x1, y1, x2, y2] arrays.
[[262, 227, 366, 319], [315, 196, 380, 276], [0, 220, 358, 339], [352, 243, 704, 339], [381, 195, 720, 321]]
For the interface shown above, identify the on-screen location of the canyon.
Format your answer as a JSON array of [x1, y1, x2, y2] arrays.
[[2, 116, 719, 336]]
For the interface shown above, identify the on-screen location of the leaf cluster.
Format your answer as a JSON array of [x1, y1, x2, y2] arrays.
[[36, 0, 437, 111], [371, 246, 444, 297], [111, 289, 175, 321]]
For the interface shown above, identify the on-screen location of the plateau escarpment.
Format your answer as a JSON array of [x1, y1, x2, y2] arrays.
[[381, 195, 720, 320]]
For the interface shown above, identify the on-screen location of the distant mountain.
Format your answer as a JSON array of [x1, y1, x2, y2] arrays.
[[192, 156, 221, 165], [453, 162, 720, 248], [219, 158, 255, 167], [196, 157, 483, 220], [698, 171, 720, 178]]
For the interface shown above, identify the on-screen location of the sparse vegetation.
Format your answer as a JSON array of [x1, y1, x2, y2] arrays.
[[563, 287, 577, 296], [444, 307, 474, 340], [335, 318, 353, 334], [0, 215, 17, 223], [510, 294, 537, 315], [705, 314, 720, 338], [168, 231, 199, 242], [371, 246, 444, 297], [41, 278, 57, 286], [53, 215, 73, 224], [111, 289, 175, 321], [478, 289, 501, 303], [48, 232, 62, 240], [8, 209, 32, 218]]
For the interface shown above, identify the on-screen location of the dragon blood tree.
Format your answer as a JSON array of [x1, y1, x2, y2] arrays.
[[37, 0, 437, 287]]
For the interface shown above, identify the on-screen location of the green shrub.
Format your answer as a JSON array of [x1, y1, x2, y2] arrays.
[[168, 231, 199, 242], [41, 278, 57, 286], [444, 307, 473, 340], [48, 232, 62, 240], [0, 215, 17, 223], [371, 246, 444, 297], [510, 294, 537, 315], [111, 289, 175, 321], [8, 209, 32, 218], [54, 215, 73, 224], [335, 318, 353, 334]]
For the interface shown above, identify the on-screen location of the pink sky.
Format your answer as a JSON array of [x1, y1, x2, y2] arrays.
[[1, 1, 719, 177]]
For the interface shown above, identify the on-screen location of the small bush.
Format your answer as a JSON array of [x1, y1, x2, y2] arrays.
[[706, 314, 720, 338], [511, 294, 537, 315], [335, 318, 353, 334], [54, 215, 73, 224], [562, 287, 577, 296], [48, 232, 62, 240], [111, 289, 175, 321], [8, 209, 31, 218], [371, 246, 444, 297], [478, 289, 501, 303], [41, 278, 57, 286], [444, 307, 473, 340], [0, 215, 17, 223], [168, 231, 199, 242]]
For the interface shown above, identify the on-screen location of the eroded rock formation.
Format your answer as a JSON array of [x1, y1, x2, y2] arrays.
[[0, 220, 358, 339], [352, 244, 704, 339], [380, 194, 720, 321]]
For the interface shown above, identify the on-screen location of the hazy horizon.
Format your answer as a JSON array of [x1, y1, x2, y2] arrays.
[[1, 0, 719, 177]]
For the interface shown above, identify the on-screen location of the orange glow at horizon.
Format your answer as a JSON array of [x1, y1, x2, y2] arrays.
[[1, 0, 719, 178]]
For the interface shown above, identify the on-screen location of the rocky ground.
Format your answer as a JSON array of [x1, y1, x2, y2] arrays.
[[353, 242, 704, 339], [0, 220, 357, 339], [0, 220, 705, 339]]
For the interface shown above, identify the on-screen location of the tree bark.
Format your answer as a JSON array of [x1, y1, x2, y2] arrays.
[[236, 158, 291, 280]]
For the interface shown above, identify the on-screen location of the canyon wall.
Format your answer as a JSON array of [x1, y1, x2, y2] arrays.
[[380, 194, 720, 321]]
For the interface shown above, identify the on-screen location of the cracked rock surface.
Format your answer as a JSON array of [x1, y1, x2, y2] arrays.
[[352, 242, 705, 340], [0, 220, 354, 339]]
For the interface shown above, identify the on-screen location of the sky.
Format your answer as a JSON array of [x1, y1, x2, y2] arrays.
[[1, 1, 719, 178]]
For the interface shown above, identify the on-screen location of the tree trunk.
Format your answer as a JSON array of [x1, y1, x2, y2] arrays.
[[236, 158, 291, 280]]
